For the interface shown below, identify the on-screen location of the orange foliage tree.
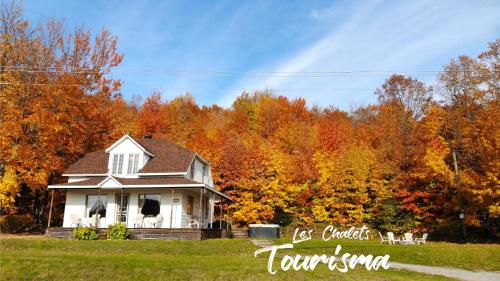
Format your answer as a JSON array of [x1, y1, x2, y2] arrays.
[[2, 1, 498, 238]]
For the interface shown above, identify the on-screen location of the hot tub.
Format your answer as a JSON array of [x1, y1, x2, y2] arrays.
[[248, 224, 280, 239]]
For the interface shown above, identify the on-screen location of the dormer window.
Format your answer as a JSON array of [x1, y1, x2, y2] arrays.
[[112, 154, 124, 174], [127, 154, 139, 174], [111, 153, 140, 176]]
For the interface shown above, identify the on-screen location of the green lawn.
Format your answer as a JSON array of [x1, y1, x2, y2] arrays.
[[0, 236, 486, 281], [277, 238, 500, 272]]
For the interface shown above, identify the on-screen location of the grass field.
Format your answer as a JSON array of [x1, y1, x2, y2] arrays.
[[0, 236, 497, 281], [278, 238, 500, 271]]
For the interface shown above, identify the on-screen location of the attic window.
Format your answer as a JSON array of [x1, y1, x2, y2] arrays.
[[127, 154, 139, 174], [112, 154, 124, 174]]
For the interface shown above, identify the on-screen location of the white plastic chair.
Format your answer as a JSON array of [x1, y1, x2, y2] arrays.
[[83, 217, 93, 227], [135, 214, 144, 228], [70, 214, 81, 227], [188, 216, 200, 228], [154, 214, 163, 228], [378, 231, 389, 244], [399, 232, 416, 244], [387, 232, 401, 245], [416, 233, 428, 245], [404, 232, 413, 240]]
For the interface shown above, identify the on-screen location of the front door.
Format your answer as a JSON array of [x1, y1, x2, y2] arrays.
[[116, 194, 129, 224]]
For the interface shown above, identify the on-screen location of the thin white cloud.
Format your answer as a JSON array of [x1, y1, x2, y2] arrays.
[[218, 0, 500, 109]]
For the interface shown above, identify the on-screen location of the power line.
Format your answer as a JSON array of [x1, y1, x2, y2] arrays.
[[0, 82, 377, 93], [3, 65, 493, 72], [0, 82, 84, 87], [1, 66, 495, 78]]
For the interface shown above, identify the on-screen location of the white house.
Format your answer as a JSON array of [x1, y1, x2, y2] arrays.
[[48, 134, 232, 232]]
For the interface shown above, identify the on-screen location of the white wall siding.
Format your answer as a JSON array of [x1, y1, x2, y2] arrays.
[[191, 158, 206, 183], [105, 192, 116, 227], [61, 188, 212, 229], [63, 190, 114, 228], [158, 191, 182, 228], [62, 190, 86, 227], [127, 193, 139, 228], [207, 166, 214, 188]]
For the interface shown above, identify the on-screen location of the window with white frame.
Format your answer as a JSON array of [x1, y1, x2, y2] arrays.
[[127, 154, 139, 174], [112, 154, 124, 174], [138, 194, 161, 217], [86, 194, 107, 218], [112, 153, 140, 175]]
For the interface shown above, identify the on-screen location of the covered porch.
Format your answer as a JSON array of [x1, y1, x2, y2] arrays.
[[46, 177, 233, 239]]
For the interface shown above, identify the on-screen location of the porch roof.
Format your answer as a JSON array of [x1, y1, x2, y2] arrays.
[[50, 176, 200, 187], [48, 176, 233, 202]]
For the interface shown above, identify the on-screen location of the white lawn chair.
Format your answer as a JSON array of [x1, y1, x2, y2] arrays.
[[83, 217, 93, 227], [387, 232, 401, 245], [154, 214, 163, 228], [70, 214, 82, 227], [416, 233, 428, 245], [378, 231, 389, 244], [135, 214, 144, 228], [402, 232, 415, 244], [188, 216, 200, 228]]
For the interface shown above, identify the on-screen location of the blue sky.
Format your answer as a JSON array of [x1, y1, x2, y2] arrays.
[[24, 0, 499, 109]]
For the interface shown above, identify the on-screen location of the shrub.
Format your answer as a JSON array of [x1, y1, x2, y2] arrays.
[[369, 198, 416, 234], [73, 226, 98, 240], [106, 223, 129, 240], [0, 215, 36, 233]]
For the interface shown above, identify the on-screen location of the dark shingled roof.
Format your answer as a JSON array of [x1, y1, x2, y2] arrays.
[[65, 150, 109, 174], [117, 177, 200, 185], [51, 176, 201, 187], [63, 138, 195, 175], [54, 177, 106, 186], [135, 138, 195, 173]]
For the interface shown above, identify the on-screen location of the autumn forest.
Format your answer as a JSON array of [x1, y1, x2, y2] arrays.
[[0, 2, 498, 240]]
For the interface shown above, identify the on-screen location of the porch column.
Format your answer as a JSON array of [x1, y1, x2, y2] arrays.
[[225, 202, 229, 231], [170, 188, 175, 228], [96, 188, 101, 227], [199, 187, 203, 229], [119, 188, 124, 224], [210, 192, 214, 228], [47, 189, 55, 228], [219, 195, 222, 230]]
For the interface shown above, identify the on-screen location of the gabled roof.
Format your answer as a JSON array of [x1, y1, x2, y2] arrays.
[[105, 134, 154, 157], [98, 176, 122, 188], [63, 137, 196, 175]]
